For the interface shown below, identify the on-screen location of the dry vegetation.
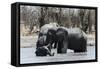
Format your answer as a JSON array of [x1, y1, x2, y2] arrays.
[[20, 6, 96, 36]]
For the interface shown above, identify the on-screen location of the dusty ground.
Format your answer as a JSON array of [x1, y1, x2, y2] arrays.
[[20, 46, 95, 64], [20, 34, 96, 64]]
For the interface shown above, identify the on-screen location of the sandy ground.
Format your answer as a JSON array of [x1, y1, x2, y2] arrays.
[[20, 34, 96, 64]]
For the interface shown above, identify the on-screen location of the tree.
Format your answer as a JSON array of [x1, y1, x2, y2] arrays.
[[39, 7, 49, 27], [88, 10, 95, 33], [20, 6, 40, 34], [78, 9, 89, 33]]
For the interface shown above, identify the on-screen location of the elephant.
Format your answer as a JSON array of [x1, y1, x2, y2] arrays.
[[35, 23, 59, 56], [55, 27, 87, 53], [37, 23, 59, 49]]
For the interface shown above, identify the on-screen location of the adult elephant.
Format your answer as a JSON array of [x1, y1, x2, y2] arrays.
[[35, 23, 59, 56], [55, 27, 87, 53], [38, 22, 59, 49]]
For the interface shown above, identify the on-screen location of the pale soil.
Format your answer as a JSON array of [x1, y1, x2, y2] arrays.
[[20, 46, 95, 64]]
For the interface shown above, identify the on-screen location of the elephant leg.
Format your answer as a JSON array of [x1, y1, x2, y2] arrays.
[[61, 40, 68, 53], [57, 41, 63, 53], [81, 37, 87, 52], [74, 37, 87, 53], [57, 39, 68, 53]]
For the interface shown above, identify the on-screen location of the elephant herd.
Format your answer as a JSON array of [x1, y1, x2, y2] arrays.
[[35, 23, 87, 56]]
